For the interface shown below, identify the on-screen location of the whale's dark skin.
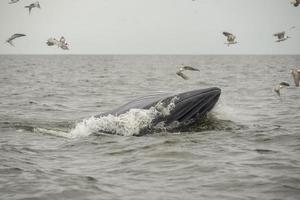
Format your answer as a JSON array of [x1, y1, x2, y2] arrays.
[[96, 87, 221, 133], [97, 87, 221, 127]]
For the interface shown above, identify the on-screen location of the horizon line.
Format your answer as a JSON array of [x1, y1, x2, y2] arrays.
[[0, 54, 299, 56]]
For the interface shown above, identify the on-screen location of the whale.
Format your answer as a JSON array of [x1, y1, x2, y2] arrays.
[[95, 87, 221, 134]]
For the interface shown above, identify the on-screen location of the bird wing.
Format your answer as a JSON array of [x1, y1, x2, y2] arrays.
[[292, 70, 300, 87], [273, 32, 285, 39], [279, 82, 290, 87], [35, 2, 41, 8], [223, 32, 232, 37], [8, 33, 26, 41], [9, 0, 19, 4], [223, 32, 236, 42], [176, 71, 189, 80], [182, 66, 200, 71]]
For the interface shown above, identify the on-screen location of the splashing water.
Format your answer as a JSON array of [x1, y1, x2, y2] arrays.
[[70, 97, 179, 138]]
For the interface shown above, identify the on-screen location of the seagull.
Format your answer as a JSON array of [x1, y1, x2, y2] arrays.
[[46, 38, 60, 46], [46, 36, 69, 50], [290, 0, 300, 7], [60, 43, 69, 50], [273, 31, 291, 42], [290, 69, 300, 87], [8, 0, 20, 4], [222, 32, 238, 46], [25, 1, 41, 14], [6, 33, 26, 46], [274, 82, 290, 96], [176, 65, 199, 80]]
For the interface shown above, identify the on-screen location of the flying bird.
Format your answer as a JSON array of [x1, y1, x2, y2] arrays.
[[274, 82, 290, 96], [290, 0, 300, 7], [222, 32, 238, 46], [176, 65, 199, 80], [273, 31, 290, 42], [6, 33, 26, 46], [46, 36, 69, 50], [8, 0, 20, 4], [290, 69, 300, 87], [46, 38, 60, 46], [25, 1, 41, 14]]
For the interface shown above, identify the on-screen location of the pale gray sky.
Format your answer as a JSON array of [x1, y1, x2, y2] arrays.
[[0, 0, 299, 54]]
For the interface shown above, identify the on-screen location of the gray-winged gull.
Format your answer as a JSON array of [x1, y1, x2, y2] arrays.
[[25, 1, 41, 14], [223, 32, 238, 46], [176, 65, 199, 80], [273, 31, 291, 42], [274, 82, 290, 96]]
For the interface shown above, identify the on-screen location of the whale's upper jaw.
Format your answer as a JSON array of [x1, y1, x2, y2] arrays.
[[157, 87, 221, 126]]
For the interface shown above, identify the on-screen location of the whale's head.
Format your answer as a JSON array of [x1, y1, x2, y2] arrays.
[[152, 87, 221, 127], [98, 87, 221, 132]]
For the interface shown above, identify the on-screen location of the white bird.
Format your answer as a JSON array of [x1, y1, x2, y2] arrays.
[[290, 0, 300, 7], [274, 82, 290, 96], [8, 0, 20, 4], [273, 31, 291, 42], [176, 65, 199, 80], [46, 38, 60, 46], [290, 69, 300, 87], [223, 32, 238, 46], [6, 33, 26, 46], [46, 36, 69, 50], [60, 43, 69, 50], [25, 1, 41, 14]]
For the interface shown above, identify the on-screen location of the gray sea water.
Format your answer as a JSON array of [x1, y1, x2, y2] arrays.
[[0, 55, 300, 200]]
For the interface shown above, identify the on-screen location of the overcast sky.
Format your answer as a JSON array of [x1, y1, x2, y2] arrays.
[[0, 0, 299, 54]]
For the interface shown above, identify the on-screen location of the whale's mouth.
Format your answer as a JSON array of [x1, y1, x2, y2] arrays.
[[158, 87, 221, 126], [147, 88, 221, 130]]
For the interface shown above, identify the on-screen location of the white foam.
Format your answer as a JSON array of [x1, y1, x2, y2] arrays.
[[69, 97, 178, 138], [34, 127, 72, 138]]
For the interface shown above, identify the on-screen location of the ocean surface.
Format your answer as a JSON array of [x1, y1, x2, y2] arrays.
[[0, 55, 300, 200]]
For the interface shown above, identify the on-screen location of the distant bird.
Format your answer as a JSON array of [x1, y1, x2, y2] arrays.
[[274, 82, 290, 96], [8, 0, 20, 4], [6, 33, 26, 46], [290, 69, 300, 87], [46, 36, 69, 50], [222, 32, 238, 46], [60, 43, 69, 50], [290, 0, 300, 7], [46, 38, 59, 46], [176, 65, 199, 80], [25, 1, 41, 14], [273, 31, 290, 42]]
